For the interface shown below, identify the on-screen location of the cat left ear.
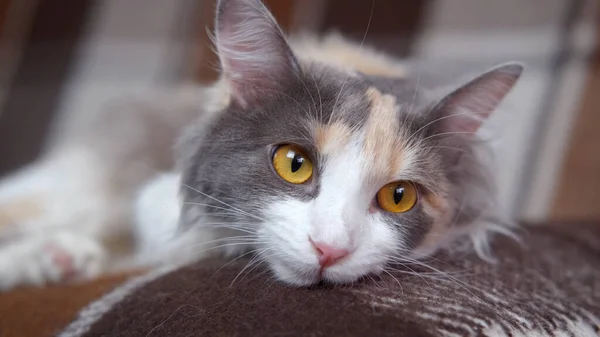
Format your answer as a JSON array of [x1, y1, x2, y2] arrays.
[[214, 0, 301, 108], [431, 63, 523, 135]]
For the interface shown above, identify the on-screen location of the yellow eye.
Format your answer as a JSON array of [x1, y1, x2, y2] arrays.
[[376, 181, 418, 213], [272, 145, 313, 184]]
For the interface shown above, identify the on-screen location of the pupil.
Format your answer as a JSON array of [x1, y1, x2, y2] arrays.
[[393, 186, 404, 204], [291, 154, 304, 173]]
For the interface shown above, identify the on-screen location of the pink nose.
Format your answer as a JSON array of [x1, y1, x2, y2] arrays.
[[310, 239, 350, 268]]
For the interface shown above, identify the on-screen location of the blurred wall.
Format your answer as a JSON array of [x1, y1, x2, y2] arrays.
[[552, 21, 600, 221], [412, 0, 597, 222], [0, 0, 91, 175]]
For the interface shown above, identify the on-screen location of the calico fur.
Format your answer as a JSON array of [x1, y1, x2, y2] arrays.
[[0, 0, 522, 290]]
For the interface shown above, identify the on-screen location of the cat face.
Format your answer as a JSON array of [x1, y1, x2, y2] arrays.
[[180, 0, 522, 286]]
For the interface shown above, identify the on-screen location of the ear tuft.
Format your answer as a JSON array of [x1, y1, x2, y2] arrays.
[[215, 0, 300, 108], [432, 62, 523, 134]]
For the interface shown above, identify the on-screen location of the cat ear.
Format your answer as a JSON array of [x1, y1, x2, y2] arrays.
[[431, 63, 523, 135], [214, 0, 300, 108]]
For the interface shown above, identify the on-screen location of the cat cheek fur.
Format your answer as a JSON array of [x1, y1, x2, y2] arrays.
[[260, 197, 400, 286]]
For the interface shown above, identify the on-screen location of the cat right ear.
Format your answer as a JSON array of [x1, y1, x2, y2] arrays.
[[214, 0, 301, 108], [430, 63, 523, 136]]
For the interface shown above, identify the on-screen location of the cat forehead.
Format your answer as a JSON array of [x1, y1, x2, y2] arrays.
[[211, 68, 428, 182], [312, 83, 416, 183], [278, 64, 420, 124], [225, 69, 428, 176], [282, 68, 422, 133]]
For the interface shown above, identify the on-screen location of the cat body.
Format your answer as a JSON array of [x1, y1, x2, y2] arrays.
[[0, 0, 522, 290]]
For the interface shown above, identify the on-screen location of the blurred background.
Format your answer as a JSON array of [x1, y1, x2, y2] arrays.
[[0, 0, 598, 223]]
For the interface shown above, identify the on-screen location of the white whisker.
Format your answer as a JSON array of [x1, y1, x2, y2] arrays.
[[182, 185, 267, 223]]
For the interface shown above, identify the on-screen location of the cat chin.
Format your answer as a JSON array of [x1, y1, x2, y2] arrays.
[[269, 262, 321, 287], [268, 257, 380, 287]]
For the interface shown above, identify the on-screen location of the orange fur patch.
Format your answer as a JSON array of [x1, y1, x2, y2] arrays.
[[290, 34, 408, 78], [0, 197, 43, 229], [418, 219, 450, 249], [338, 54, 406, 78], [417, 192, 451, 249], [423, 193, 445, 212], [314, 122, 353, 155], [363, 87, 403, 182]]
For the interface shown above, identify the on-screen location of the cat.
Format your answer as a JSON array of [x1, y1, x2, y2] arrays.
[[0, 0, 522, 290]]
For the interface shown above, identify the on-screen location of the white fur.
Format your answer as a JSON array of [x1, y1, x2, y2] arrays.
[[0, 0, 516, 290], [133, 172, 218, 268], [0, 84, 223, 290], [259, 138, 399, 286], [0, 231, 106, 290], [0, 149, 116, 289], [134, 173, 182, 258]]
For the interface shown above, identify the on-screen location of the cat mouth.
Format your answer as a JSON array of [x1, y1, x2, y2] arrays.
[[300, 266, 323, 285], [270, 259, 323, 286], [269, 254, 367, 286], [309, 266, 360, 286]]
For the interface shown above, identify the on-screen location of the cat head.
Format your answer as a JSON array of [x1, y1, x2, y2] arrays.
[[179, 0, 523, 286]]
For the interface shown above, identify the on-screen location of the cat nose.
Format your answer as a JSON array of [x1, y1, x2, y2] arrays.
[[310, 238, 350, 268]]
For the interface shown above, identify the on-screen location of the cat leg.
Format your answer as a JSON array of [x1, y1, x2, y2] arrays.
[[0, 231, 106, 290], [0, 149, 126, 290], [0, 85, 221, 290]]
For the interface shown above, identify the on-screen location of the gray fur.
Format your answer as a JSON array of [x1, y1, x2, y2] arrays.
[[178, 0, 521, 266], [179, 67, 511, 251], [179, 66, 371, 233]]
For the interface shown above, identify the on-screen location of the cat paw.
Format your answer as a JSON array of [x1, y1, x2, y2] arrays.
[[0, 233, 107, 291], [41, 233, 107, 282]]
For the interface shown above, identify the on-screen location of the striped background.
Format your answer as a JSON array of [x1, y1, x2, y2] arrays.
[[0, 0, 598, 222]]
